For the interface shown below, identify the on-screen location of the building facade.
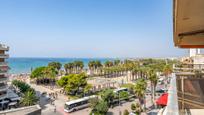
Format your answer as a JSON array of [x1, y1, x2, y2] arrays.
[[0, 43, 9, 100]]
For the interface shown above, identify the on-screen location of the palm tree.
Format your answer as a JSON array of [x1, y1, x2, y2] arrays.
[[20, 90, 38, 106], [95, 60, 102, 75], [134, 78, 147, 110], [135, 102, 142, 115], [88, 60, 102, 75], [88, 61, 95, 75], [163, 64, 172, 77], [104, 60, 113, 67], [148, 69, 158, 107], [48, 62, 62, 72], [132, 67, 139, 80], [73, 61, 84, 73], [78, 61, 84, 73], [114, 60, 121, 66], [163, 64, 173, 87], [64, 63, 74, 74]]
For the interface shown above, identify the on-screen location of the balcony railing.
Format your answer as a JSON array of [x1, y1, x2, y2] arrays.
[[163, 73, 179, 115], [172, 64, 204, 114], [0, 85, 7, 92], [0, 44, 9, 51], [0, 77, 8, 82], [0, 69, 7, 74], [0, 62, 8, 67], [0, 93, 7, 100], [174, 64, 204, 73], [0, 54, 9, 58]]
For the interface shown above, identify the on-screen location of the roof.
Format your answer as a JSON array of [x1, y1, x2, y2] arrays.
[[113, 87, 127, 93], [173, 0, 204, 48], [65, 95, 97, 105]]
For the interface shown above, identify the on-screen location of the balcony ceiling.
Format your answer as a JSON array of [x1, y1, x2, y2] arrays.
[[173, 0, 204, 48]]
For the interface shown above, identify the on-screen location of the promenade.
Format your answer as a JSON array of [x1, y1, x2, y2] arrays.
[[30, 82, 160, 115]]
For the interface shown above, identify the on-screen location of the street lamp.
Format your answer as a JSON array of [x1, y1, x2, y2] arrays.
[[118, 92, 121, 115]]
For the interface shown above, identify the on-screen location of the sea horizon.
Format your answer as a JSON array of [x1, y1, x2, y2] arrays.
[[7, 57, 178, 74], [7, 57, 116, 74]]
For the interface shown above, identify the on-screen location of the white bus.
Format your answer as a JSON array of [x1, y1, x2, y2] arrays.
[[64, 95, 97, 113], [113, 87, 128, 94]]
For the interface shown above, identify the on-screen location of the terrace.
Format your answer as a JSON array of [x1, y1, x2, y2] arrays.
[[163, 64, 204, 115], [0, 44, 9, 51], [0, 62, 8, 67], [0, 54, 9, 59]]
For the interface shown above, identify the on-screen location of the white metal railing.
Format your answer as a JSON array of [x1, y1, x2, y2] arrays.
[[174, 64, 204, 73], [0, 62, 8, 66], [0, 54, 9, 58], [0, 85, 7, 91], [0, 69, 8, 73], [0, 77, 8, 82], [163, 73, 179, 115]]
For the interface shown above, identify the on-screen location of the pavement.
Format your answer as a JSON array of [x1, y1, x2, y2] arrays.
[[29, 77, 167, 115]]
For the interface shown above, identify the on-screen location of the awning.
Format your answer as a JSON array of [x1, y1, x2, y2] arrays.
[[173, 0, 204, 48], [156, 93, 168, 106]]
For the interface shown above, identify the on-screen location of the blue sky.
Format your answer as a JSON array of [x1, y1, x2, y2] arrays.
[[0, 0, 187, 58]]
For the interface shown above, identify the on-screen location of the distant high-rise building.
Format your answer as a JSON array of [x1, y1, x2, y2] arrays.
[[189, 48, 201, 57], [0, 43, 9, 100]]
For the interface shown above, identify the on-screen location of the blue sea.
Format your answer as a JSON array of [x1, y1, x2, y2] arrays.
[[7, 58, 114, 74]]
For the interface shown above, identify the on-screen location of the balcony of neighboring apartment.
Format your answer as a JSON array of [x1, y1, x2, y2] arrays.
[[0, 67, 8, 75], [0, 44, 9, 51], [0, 62, 8, 68], [0, 75, 8, 83], [0, 83, 7, 92], [0, 54, 9, 59], [0, 91, 7, 100], [173, 64, 204, 115]]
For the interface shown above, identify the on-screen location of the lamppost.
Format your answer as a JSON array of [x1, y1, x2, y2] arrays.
[[118, 81, 122, 115], [118, 92, 121, 115]]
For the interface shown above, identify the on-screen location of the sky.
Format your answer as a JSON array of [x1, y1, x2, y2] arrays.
[[0, 0, 188, 58]]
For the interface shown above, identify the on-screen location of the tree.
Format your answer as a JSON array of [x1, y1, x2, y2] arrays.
[[119, 91, 129, 100], [84, 84, 93, 95], [148, 69, 158, 107], [64, 62, 74, 74], [12, 80, 31, 94], [30, 67, 46, 79], [48, 62, 62, 71], [163, 64, 172, 88], [57, 75, 69, 88], [123, 109, 129, 115], [73, 61, 84, 73], [89, 97, 99, 109], [131, 103, 136, 112], [65, 73, 87, 95], [20, 90, 38, 106], [88, 60, 102, 75], [57, 73, 88, 96], [114, 60, 121, 66], [163, 64, 172, 77], [104, 60, 113, 67], [43, 66, 58, 79], [100, 89, 115, 106], [91, 100, 109, 115], [134, 78, 147, 109], [135, 102, 142, 115], [30, 66, 57, 85]]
